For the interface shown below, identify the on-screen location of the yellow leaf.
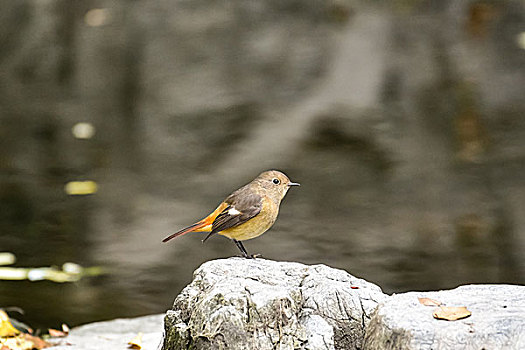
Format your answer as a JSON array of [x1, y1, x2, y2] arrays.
[[418, 297, 442, 306], [432, 306, 472, 321], [64, 181, 98, 195], [0, 310, 20, 337], [128, 332, 143, 349]]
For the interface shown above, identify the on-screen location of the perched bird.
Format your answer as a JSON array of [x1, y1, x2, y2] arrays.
[[162, 170, 299, 258]]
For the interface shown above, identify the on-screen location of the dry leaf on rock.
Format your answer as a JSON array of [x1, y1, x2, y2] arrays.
[[433, 306, 471, 321], [23, 334, 50, 349], [0, 333, 50, 350], [48, 328, 66, 337], [128, 332, 143, 349], [0, 310, 20, 337], [0, 311, 50, 349], [418, 297, 442, 306]]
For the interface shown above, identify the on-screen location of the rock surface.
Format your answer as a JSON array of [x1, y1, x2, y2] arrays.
[[162, 258, 387, 350], [363, 284, 525, 350], [48, 314, 164, 350], [43, 262, 525, 350]]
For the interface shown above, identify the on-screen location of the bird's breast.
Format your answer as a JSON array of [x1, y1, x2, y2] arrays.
[[219, 199, 279, 241]]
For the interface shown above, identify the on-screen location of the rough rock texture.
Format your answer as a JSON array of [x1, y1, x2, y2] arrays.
[[42, 265, 524, 350], [48, 314, 164, 350], [363, 285, 525, 350], [163, 258, 387, 350]]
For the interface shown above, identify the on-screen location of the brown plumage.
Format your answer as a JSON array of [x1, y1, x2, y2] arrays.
[[162, 170, 299, 258]]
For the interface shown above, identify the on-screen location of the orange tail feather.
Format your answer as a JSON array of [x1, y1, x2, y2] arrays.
[[162, 202, 228, 243], [162, 222, 208, 242]]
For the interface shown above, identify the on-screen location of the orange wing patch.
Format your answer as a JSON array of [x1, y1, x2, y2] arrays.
[[192, 202, 229, 232]]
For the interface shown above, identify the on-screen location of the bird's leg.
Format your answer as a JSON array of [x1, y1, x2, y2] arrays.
[[233, 239, 254, 259]]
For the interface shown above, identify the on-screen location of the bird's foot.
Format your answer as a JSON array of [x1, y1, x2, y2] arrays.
[[238, 253, 262, 259]]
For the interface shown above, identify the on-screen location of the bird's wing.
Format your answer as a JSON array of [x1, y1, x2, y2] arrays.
[[211, 192, 263, 233]]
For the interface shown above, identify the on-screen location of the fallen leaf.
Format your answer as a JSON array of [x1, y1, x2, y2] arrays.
[[0, 333, 50, 350], [61, 323, 70, 334], [0, 310, 20, 337], [418, 297, 442, 306], [433, 306, 471, 321], [128, 332, 143, 349], [48, 328, 66, 337], [23, 334, 51, 349]]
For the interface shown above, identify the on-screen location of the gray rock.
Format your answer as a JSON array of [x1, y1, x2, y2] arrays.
[[363, 284, 525, 350], [48, 314, 164, 350], [162, 258, 387, 350], [43, 267, 525, 350]]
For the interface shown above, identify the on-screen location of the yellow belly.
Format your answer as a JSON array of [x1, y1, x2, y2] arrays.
[[219, 200, 278, 241]]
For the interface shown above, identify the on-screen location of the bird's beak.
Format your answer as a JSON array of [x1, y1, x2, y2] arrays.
[[288, 182, 300, 187]]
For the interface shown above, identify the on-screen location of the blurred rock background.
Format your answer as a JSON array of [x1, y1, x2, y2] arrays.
[[1, 0, 524, 329]]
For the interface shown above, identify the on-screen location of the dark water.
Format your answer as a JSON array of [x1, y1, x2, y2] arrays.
[[1, 0, 525, 332]]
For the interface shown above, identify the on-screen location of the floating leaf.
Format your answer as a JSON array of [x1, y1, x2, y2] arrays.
[[0, 268, 28, 280], [433, 306, 471, 321], [28, 268, 78, 283], [1, 263, 104, 283], [71, 122, 96, 139], [418, 297, 442, 306], [0, 253, 16, 266], [0, 310, 20, 337], [128, 332, 143, 349], [62, 263, 82, 274], [64, 181, 98, 195]]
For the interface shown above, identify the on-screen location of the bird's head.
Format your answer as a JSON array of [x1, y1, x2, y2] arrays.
[[255, 170, 300, 201]]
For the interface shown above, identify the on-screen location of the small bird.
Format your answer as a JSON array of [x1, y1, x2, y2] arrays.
[[162, 170, 299, 258]]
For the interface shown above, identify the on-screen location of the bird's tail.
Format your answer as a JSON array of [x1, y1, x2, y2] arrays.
[[162, 202, 228, 243], [162, 221, 210, 242]]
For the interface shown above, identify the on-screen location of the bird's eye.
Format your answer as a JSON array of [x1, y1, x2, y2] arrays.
[[272, 178, 280, 185]]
